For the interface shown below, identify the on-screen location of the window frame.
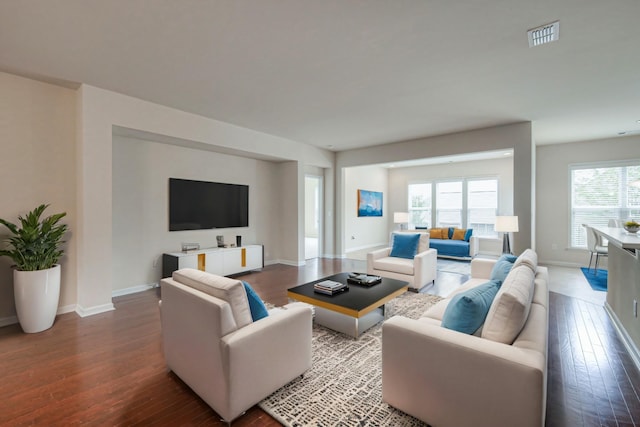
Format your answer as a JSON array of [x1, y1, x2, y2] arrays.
[[407, 175, 499, 236], [467, 177, 500, 237], [568, 159, 640, 249]]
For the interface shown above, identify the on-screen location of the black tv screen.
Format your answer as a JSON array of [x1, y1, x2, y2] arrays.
[[169, 178, 249, 231]]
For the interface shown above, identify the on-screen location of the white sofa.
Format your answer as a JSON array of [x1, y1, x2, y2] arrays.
[[367, 231, 438, 291], [159, 269, 313, 424], [382, 250, 548, 427]]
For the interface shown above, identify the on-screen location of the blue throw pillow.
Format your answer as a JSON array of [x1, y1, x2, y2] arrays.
[[489, 254, 517, 285], [464, 228, 473, 242], [242, 281, 269, 321], [498, 254, 517, 263], [441, 281, 500, 334], [448, 227, 454, 239], [389, 233, 421, 259]]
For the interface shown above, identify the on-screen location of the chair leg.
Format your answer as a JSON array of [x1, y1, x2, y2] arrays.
[[588, 253, 594, 272], [594, 254, 599, 275]]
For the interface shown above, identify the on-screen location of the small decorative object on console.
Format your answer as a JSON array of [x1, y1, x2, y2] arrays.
[[624, 220, 639, 234], [181, 242, 200, 252], [347, 272, 382, 286]]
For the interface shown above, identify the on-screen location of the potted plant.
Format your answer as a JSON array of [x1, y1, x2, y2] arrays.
[[0, 204, 68, 333]]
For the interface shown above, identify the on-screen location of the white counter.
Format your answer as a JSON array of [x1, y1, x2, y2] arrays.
[[591, 225, 640, 369], [592, 226, 640, 250]]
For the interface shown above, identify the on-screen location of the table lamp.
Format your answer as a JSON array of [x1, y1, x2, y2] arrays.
[[394, 212, 409, 230], [495, 216, 519, 254]]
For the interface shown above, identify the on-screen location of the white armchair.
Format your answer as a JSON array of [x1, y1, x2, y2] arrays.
[[159, 268, 312, 424], [367, 231, 437, 291]]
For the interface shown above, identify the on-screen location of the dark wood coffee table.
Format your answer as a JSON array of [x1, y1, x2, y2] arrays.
[[287, 272, 408, 338]]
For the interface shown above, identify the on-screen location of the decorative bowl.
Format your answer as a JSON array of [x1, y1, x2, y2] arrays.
[[624, 224, 640, 234]]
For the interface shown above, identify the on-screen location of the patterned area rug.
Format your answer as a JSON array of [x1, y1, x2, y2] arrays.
[[259, 292, 443, 426]]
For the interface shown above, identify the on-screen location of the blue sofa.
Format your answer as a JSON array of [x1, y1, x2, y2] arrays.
[[416, 227, 479, 260]]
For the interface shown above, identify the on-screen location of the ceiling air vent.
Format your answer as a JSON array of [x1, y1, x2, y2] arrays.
[[527, 21, 559, 47]]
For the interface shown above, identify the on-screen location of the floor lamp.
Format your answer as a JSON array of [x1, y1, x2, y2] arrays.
[[394, 212, 409, 231], [495, 216, 519, 255]]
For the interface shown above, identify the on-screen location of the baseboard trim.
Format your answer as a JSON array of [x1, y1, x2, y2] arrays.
[[276, 259, 306, 267], [112, 283, 158, 298], [76, 303, 115, 318], [346, 242, 387, 253], [57, 304, 76, 315], [0, 303, 78, 328], [604, 302, 640, 374], [0, 315, 18, 328]]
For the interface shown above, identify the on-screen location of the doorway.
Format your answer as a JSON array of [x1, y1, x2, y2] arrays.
[[305, 175, 322, 259]]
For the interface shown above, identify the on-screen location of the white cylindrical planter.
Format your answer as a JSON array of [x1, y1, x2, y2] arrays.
[[14, 265, 61, 333]]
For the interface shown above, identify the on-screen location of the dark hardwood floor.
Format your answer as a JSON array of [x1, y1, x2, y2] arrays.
[[0, 258, 638, 426], [546, 292, 640, 426]]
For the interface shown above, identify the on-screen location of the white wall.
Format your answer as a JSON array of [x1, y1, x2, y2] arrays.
[[323, 166, 336, 258], [76, 84, 334, 315], [112, 135, 281, 291], [305, 177, 319, 238], [336, 122, 533, 256], [344, 165, 389, 251], [0, 71, 78, 323], [278, 161, 302, 265], [388, 156, 514, 221], [536, 135, 640, 266]]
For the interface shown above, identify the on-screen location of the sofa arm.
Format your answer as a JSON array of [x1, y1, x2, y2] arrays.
[[382, 316, 545, 427], [470, 257, 496, 279], [221, 305, 312, 418], [413, 248, 437, 287], [367, 247, 391, 263], [468, 235, 479, 257]]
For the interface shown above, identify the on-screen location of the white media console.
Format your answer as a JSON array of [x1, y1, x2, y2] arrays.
[[162, 245, 263, 278]]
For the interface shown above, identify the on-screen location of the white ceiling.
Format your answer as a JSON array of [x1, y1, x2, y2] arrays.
[[1, 1, 639, 152]]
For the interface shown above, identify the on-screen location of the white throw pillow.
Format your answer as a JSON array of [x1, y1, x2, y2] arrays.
[[513, 249, 538, 273], [481, 265, 535, 344]]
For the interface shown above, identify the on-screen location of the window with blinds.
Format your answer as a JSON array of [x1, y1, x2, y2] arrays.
[[407, 177, 498, 235], [436, 181, 463, 228], [570, 162, 640, 247], [468, 179, 498, 235], [408, 183, 432, 228]]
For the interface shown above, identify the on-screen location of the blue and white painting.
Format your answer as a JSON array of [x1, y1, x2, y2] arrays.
[[357, 189, 383, 217]]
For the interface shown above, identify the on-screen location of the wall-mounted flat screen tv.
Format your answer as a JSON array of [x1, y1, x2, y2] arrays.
[[169, 178, 249, 231]]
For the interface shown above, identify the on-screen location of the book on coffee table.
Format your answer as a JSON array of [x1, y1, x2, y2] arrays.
[[314, 279, 348, 295], [315, 280, 345, 290], [313, 286, 349, 296]]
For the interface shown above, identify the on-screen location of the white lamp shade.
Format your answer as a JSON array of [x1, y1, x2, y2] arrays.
[[394, 212, 409, 223], [495, 216, 519, 232]]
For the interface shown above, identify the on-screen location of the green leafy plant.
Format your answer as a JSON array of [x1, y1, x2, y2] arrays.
[[625, 220, 639, 227], [0, 204, 68, 271]]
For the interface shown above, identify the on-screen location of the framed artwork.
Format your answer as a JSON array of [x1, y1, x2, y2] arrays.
[[357, 189, 383, 217]]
